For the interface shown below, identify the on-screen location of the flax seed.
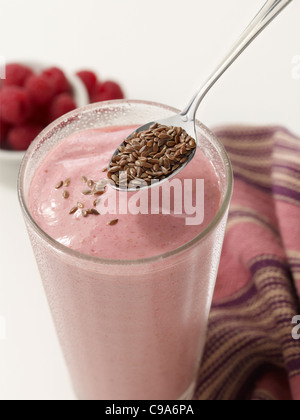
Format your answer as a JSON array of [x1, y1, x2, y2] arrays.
[[153, 143, 159, 153], [109, 166, 121, 174], [90, 209, 100, 216], [69, 206, 78, 215], [108, 219, 119, 226], [147, 140, 154, 147], [93, 198, 100, 207], [81, 176, 88, 184], [63, 191, 70, 199], [130, 168, 137, 177], [119, 159, 128, 167], [111, 175, 119, 184], [142, 162, 153, 169], [55, 181, 63, 190], [158, 133, 172, 140], [167, 141, 175, 147], [94, 190, 105, 197], [189, 139, 196, 148], [149, 158, 159, 164]]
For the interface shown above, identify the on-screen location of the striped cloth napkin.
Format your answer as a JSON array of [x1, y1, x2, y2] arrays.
[[195, 126, 300, 401]]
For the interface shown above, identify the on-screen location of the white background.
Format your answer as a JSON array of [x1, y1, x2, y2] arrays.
[[0, 0, 300, 400]]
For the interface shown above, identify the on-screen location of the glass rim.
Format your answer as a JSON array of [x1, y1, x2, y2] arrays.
[[18, 99, 233, 266]]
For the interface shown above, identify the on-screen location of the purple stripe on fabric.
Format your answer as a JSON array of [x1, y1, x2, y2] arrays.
[[213, 284, 257, 309], [224, 145, 272, 159], [273, 164, 300, 176], [275, 316, 300, 326], [206, 327, 289, 360], [273, 185, 300, 202], [210, 305, 296, 323], [275, 143, 300, 153], [282, 337, 300, 347], [228, 211, 279, 235], [197, 347, 283, 396], [230, 159, 271, 174], [249, 258, 287, 275], [257, 279, 294, 294], [202, 338, 282, 379], [215, 128, 279, 140], [207, 313, 297, 338], [212, 296, 294, 316], [234, 174, 272, 193]]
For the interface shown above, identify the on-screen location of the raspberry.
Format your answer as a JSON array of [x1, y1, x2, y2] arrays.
[[42, 67, 70, 95], [0, 86, 32, 124], [91, 81, 124, 103], [29, 105, 49, 126], [48, 93, 77, 122], [26, 74, 56, 105], [4, 63, 34, 87], [0, 119, 9, 147], [8, 124, 43, 151], [76, 70, 98, 97]]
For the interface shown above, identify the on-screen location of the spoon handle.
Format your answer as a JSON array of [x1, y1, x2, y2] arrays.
[[181, 0, 293, 122]]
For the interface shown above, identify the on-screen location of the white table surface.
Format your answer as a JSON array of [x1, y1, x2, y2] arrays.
[[1, 0, 300, 400]]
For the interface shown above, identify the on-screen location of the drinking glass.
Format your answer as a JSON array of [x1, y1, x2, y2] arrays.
[[18, 100, 233, 400]]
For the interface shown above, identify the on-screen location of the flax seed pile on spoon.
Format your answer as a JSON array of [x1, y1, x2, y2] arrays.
[[107, 123, 196, 189]]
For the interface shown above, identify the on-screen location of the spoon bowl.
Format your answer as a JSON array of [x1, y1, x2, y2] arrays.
[[108, 115, 197, 192]]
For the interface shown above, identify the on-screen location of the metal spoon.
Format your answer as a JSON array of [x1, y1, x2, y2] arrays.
[[109, 0, 292, 191]]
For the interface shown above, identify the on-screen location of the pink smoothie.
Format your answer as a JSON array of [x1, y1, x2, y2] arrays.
[[30, 126, 220, 260], [29, 126, 222, 400]]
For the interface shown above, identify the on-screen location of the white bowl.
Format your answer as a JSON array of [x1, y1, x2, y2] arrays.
[[0, 61, 89, 165]]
